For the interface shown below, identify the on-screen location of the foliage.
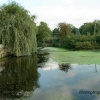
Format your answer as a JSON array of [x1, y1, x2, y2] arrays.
[[52, 28, 59, 36], [79, 22, 94, 35], [51, 33, 100, 50], [79, 20, 100, 35], [95, 34, 100, 44], [58, 22, 72, 38], [37, 21, 52, 47], [71, 27, 79, 34], [51, 37, 60, 47], [75, 41, 93, 50], [68, 24, 79, 34], [52, 23, 79, 48], [0, 2, 37, 56], [65, 36, 75, 49]]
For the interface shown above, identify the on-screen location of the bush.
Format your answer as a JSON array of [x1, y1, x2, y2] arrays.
[[75, 41, 93, 50], [51, 34, 100, 50], [52, 38, 60, 47], [65, 37, 75, 49], [95, 34, 100, 44]]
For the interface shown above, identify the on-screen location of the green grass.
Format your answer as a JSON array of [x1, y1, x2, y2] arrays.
[[45, 47, 100, 64]]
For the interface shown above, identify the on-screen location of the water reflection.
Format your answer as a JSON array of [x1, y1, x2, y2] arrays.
[[37, 50, 50, 70], [0, 55, 39, 99], [95, 64, 97, 73], [32, 62, 100, 100], [59, 63, 71, 72], [38, 53, 49, 64], [0, 52, 100, 100]]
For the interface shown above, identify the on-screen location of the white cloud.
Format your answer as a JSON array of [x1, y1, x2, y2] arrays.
[[1, 0, 100, 29], [61, 0, 76, 4], [28, 3, 100, 29]]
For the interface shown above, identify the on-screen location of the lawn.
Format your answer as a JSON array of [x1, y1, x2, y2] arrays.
[[43, 47, 100, 64]]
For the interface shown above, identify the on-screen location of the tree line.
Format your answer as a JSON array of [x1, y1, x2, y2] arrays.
[[37, 20, 100, 50], [0, 1, 100, 57], [51, 21, 100, 50]]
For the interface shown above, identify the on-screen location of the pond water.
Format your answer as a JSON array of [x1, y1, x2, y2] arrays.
[[0, 53, 100, 100]]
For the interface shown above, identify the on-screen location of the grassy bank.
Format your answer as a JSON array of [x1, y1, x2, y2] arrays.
[[43, 47, 100, 64]]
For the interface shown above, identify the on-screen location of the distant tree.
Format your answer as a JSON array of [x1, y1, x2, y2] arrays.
[[37, 21, 52, 47], [72, 27, 79, 34], [52, 23, 78, 37], [58, 22, 72, 38], [93, 20, 100, 35], [0, 1, 37, 57], [68, 24, 79, 34], [51, 22, 73, 48], [79, 22, 94, 35], [79, 20, 100, 35], [52, 28, 59, 36]]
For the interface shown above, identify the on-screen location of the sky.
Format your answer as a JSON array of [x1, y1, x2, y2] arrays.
[[0, 0, 100, 29]]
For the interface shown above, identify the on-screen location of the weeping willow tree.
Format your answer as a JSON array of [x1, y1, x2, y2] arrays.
[[0, 2, 37, 57]]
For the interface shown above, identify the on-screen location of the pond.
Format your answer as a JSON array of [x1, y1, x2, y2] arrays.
[[0, 48, 100, 100]]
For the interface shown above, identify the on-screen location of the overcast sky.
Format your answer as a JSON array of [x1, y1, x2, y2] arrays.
[[0, 0, 100, 29]]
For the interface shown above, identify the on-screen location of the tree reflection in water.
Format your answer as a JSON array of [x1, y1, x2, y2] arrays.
[[38, 53, 49, 68], [0, 54, 40, 99], [59, 63, 71, 72]]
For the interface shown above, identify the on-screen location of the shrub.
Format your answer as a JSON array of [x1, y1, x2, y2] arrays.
[[95, 34, 100, 44], [75, 41, 93, 50], [51, 34, 100, 50], [65, 36, 75, 49]]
